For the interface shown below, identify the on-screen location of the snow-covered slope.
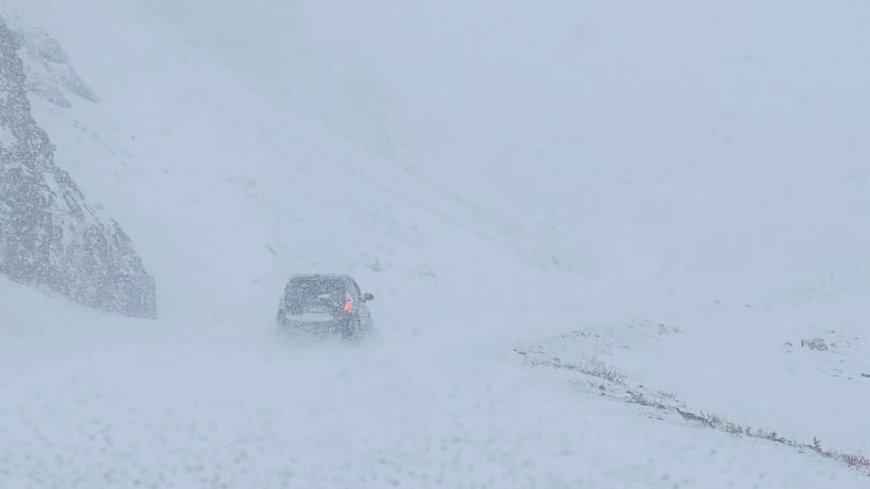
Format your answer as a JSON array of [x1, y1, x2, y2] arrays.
[[1, 0, 869, 486], [0, 15, 155, 318], [1, 1, 563, 338]]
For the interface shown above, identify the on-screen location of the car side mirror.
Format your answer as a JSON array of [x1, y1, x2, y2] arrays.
[[364, 293, 375, 302]]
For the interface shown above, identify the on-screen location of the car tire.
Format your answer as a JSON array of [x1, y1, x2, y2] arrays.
[[341, 317, 362, 340]]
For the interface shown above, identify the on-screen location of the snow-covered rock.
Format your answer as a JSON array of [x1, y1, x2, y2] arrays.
[[0, 16, 156, 318]]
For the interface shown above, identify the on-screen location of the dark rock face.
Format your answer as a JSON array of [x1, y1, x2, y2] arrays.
[[0, 17, 157, 318]]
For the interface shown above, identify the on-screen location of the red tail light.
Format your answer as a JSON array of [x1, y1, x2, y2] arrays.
[[343, 297, 353, 315]]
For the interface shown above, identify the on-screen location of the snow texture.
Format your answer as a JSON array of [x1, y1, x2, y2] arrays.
[[0, 16, 156, 318], [0, 0, 869, 487]]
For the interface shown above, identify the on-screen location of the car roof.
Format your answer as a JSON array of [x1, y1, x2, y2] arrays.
[[287, 274, 357, 286], [289, 273, 354, 281]]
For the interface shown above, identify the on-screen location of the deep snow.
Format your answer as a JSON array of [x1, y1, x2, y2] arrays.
[[1, 0, 869, 487], [4, 276, 869, 488]]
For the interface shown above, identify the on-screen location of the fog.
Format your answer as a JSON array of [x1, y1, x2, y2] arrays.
[[2, 0, 869, 486]]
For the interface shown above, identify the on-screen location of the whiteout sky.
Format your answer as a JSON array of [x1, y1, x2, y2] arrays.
[[140, 0, 870, 298]]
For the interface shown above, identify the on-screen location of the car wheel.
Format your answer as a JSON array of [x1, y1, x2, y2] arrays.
[[342, 317, 361, 340]]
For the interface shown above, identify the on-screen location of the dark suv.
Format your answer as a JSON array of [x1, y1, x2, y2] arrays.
[[276, 274, 374, 338]]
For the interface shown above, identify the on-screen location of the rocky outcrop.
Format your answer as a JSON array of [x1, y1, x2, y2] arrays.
[[0, 16, 157, 318]]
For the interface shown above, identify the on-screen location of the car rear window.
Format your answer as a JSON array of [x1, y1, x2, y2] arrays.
[[287, 277, 346, 306]]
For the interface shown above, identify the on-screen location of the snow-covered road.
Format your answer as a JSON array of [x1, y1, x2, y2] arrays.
[[2, 282, 867, 488]]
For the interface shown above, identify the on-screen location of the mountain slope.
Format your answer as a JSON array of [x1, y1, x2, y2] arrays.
[[0, 15, 155, 318]]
